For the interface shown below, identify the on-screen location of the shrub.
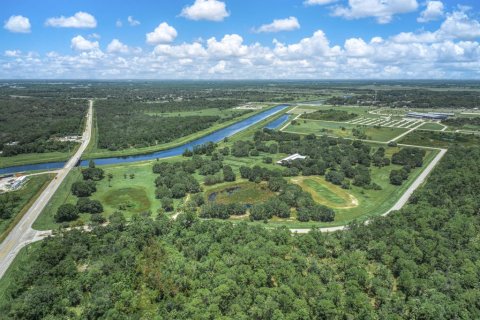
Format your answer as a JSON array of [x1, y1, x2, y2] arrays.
[[55, 204, 79, 222]]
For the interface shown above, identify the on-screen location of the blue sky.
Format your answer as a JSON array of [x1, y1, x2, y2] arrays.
[[1, 0, 480, 79]]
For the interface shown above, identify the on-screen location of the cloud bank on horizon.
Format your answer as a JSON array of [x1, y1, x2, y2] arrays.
[[1, 0, 480, 79]]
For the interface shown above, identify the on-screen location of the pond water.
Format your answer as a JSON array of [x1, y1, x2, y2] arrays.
[[0, 104, 288, 175]]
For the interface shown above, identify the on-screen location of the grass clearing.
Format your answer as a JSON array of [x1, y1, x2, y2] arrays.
[[290, 176, 358, 209], [34, 161, 162, 230], [205, 181, 275, 205], [419, 122, 445, 131]]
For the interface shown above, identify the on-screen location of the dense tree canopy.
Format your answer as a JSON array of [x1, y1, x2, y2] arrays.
[[1, 145, 480, 319], [0, 97, 86, 156]]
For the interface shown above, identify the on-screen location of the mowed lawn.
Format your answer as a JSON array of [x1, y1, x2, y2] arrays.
[[419, 122, 445, 131], [284, 119, 408, 142], [290, 176, 358, 209]]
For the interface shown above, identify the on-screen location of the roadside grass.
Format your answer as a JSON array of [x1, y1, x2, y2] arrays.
[[33, 168, 82, 230], [0, 174, 53, 241], [0, 150, 75, 169], [284, 119, 408, 142], [399, 130, 480, 148], [419, 122, 445, 131], [0, 242, 41, 307], [84, 104, 277, 160]]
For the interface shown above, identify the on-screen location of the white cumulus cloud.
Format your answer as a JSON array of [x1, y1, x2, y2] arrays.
[[4, 15, 31, 33], [344, 38, 374, 57], [254, 17, 300, 33], [438, 9, 480, 39], [207, 34, 248, 57], [418, 1, 444, 22], [180, 0, 229, 21], [107, 39, 129, 53], [146, 22, 177, 44], [208, 60, 227, 74], [332, 0, 418, 24], [71, 35, 99, 51], [46, 12, 97, 28]]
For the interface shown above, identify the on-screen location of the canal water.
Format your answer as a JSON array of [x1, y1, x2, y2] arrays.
[[264, 114, 290, 130], [0, 104, 289, 175]]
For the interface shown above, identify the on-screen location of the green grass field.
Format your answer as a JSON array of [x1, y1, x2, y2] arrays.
[[205, 181, 275, 205], [419, 122, 446, 131], [399, 130, 480, 148], [0, 174, 53, 241], [33, 168, 83, 230], [33, 162, 162, 230], [90, 162, 160, 218], [284, 119, 408, 142], [290, 176, 357, 209]]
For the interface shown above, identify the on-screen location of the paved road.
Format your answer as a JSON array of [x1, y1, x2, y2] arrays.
[[290, 148, 447, 234], [389, 121, 425, 142], [0, 100, 93, 279]]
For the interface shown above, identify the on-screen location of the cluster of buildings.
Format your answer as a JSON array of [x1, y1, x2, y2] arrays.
[[0, 175, 28, 193], [406, 112, 454, 120]]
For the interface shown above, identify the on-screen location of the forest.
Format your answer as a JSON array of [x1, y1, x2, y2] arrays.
[[327, 89, 480, 109], [94, 99, 247, 150], [0, 97, 86, 156], [1, 145, 479, 319]]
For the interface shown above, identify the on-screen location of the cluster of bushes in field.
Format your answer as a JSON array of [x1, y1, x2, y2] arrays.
[[55, 161, 105, 223], [301, 109, 358, 122], [389, 148, 426, 185]]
